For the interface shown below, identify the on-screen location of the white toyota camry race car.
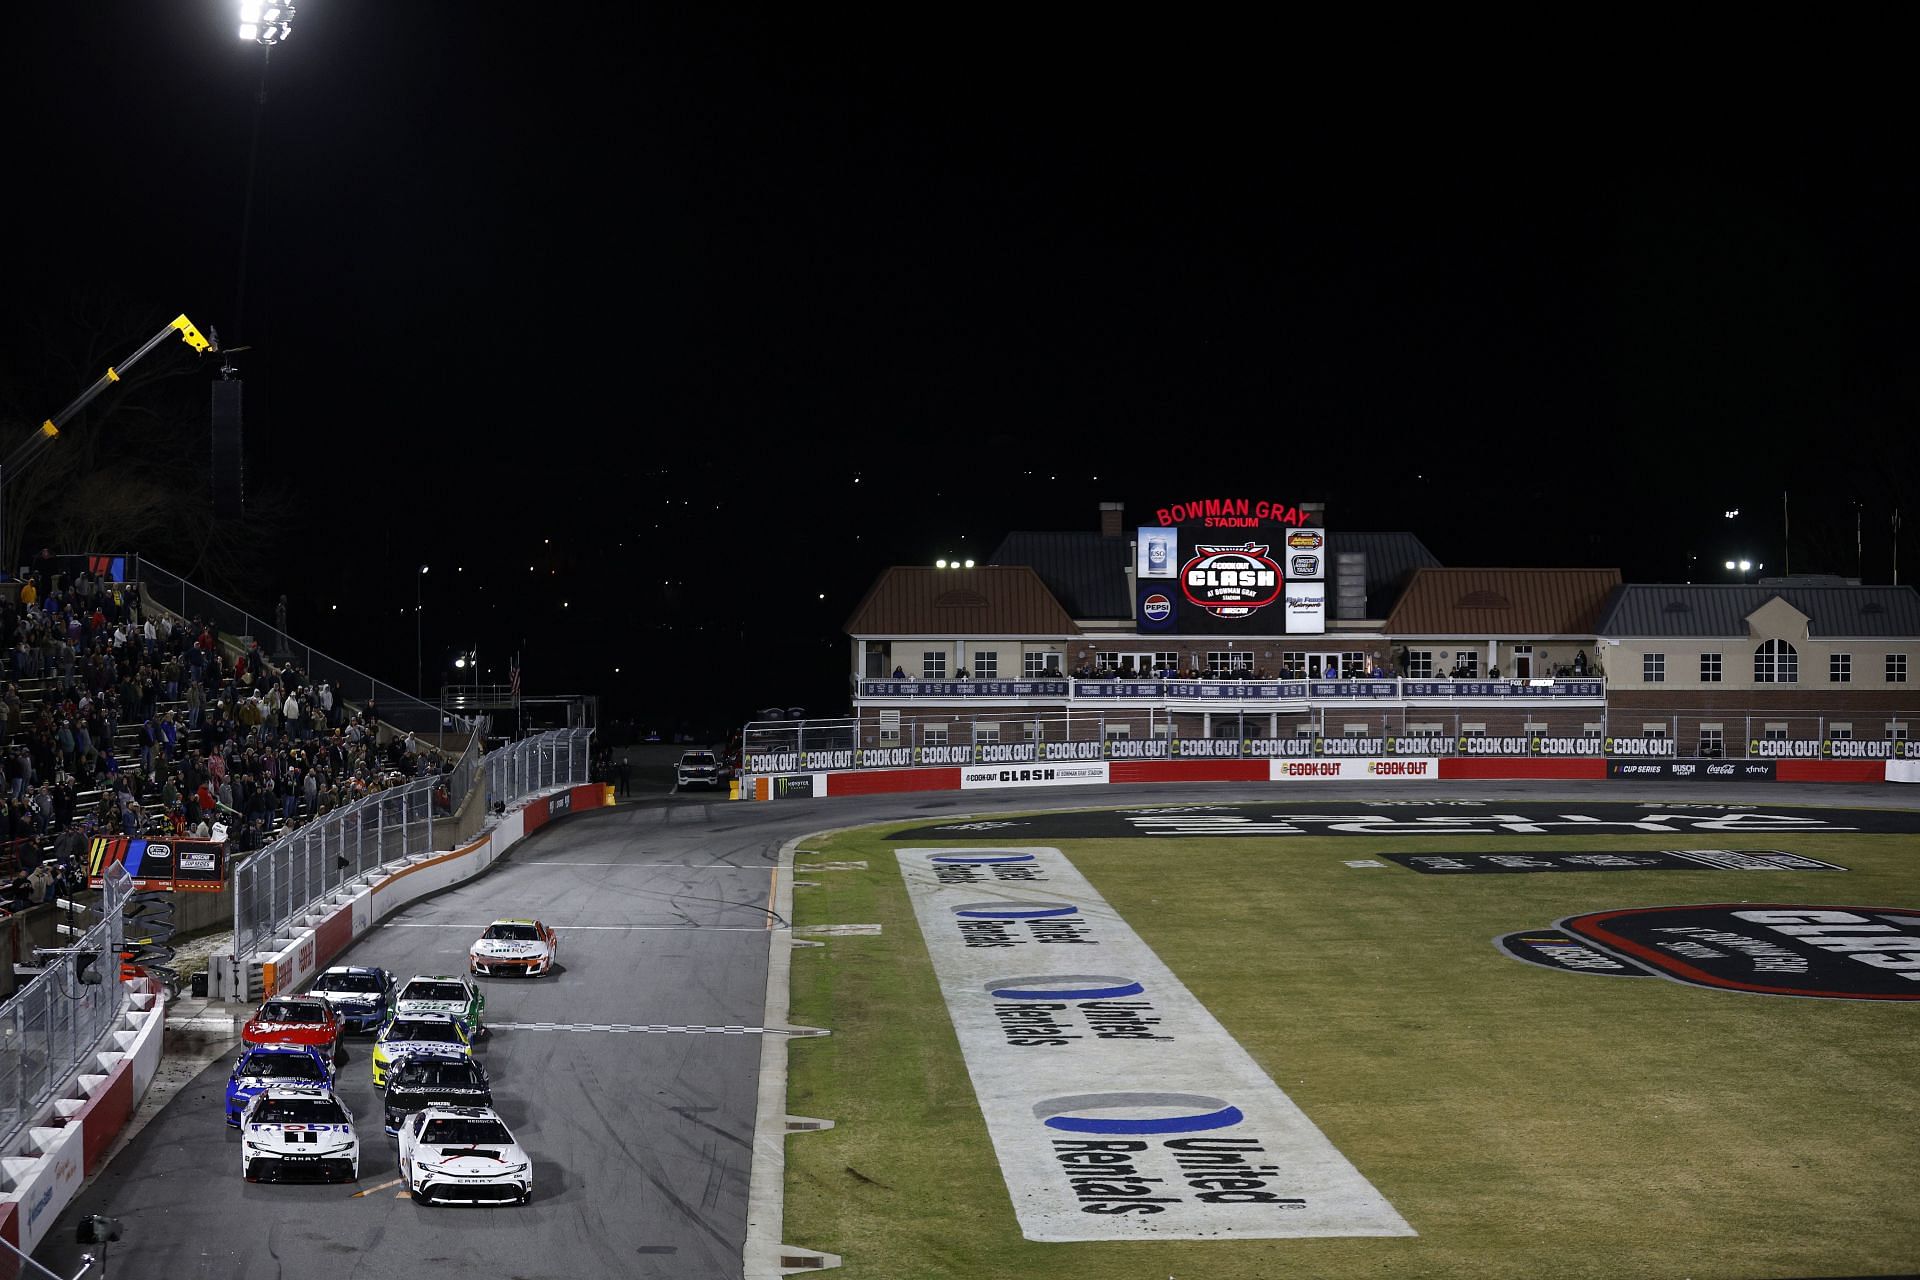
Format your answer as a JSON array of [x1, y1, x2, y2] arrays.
[[240, 1086, 360, 1184], [398, 1104, 533, 1205]]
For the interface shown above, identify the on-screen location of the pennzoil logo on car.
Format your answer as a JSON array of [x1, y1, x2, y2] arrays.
[[1180, 544, 1281, 618], [1544, 904, 1920, 999]]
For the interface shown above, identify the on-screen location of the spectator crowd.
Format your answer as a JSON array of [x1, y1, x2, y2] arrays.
[[1, 562, 452, 910]]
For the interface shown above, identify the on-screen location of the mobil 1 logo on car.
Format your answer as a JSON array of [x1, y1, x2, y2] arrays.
[[1498, 903, 1920, 999]]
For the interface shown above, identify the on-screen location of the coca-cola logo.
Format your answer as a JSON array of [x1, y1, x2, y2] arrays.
[[1180, 544, 1281, 619]]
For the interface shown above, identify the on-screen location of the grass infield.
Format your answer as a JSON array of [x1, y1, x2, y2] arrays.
[[784, 818, 1920, 1280]]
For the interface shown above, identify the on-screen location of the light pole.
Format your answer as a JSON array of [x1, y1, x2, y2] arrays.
[[416, 565, 429, 695], [1724, 559, 1762, 584]]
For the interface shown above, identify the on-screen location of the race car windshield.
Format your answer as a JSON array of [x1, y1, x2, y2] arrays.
[[314, 972, 383, 993], [387, 1020, 463, 1043], [258, 1002, 325, 1023], [404, 982, 471, 1003], [422, 1118, 512, 1146], [394, 1060, 485, 1088], [242, 1053, 323, 1080], [254, 1097, 348, 1124], [483, 924, 540, 941]]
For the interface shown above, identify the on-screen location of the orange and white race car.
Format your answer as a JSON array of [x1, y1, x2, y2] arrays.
[[468, 918, 558, 978]]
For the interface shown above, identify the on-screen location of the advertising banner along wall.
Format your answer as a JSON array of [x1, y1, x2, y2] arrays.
[[897, 846, 1414, 1242]]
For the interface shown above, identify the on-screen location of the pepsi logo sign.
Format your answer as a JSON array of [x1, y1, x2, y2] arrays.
[[1142, 593, 1172, 622]]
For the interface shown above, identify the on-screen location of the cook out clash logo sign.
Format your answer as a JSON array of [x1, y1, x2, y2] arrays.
[[1498, 903, 1920, 998], [1181, 544, 1282, 619], [900, 848, 1413, 1241]]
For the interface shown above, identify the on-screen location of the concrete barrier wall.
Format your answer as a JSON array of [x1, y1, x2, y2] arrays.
[[256, 783, 604, 997], [747, 756, 1888, 800], [0, 977, 164, 1266], [1890, 760, 1920, 784]]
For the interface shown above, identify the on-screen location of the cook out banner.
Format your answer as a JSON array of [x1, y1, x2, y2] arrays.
[[897, 847, 1414, 1242], [858, 678, 1608, 700]]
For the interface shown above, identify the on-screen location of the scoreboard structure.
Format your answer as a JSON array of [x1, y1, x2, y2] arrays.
[[86, 835, 228, 893], [1134, 498, 1325, 635]]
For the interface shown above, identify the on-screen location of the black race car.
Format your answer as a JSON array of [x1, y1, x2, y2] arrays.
[[383, 1056, 494, 1135]]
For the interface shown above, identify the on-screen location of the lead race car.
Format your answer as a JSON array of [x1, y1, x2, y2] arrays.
[[469, 919, 558, 978], [240, 1086, 360, 1183], [398, 1104, 532, 1205], [242, 994, 347, 1065]]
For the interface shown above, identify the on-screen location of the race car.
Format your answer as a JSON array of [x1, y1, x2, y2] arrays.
[[393, 974, 486, 1039], [242, 994, 346, 1065], [469, 919, 558, 978], [225, 1044, 334, 1127], [398, 1104, 532, 1205], [239, 1086, 360, 1183], [308, 965, 395, 1034], [383, 1056, 494, 1135], [372, 1013, 473, 1089]]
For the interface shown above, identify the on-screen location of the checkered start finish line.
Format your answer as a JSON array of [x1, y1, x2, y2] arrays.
[[488, 1021, 819, 1036]]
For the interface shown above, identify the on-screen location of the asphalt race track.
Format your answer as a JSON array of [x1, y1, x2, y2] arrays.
[[34, 780, 1915, 1279]]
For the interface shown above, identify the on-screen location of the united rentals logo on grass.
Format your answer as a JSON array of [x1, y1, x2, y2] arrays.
[[1389, 849, 1847, 875], [898, 846, 1414, 1241], [1497, 904, 1920, 999]]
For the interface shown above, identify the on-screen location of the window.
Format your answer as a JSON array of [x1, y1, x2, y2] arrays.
[[1155, 651, 1180, 675], [1342, 723, 1370, 737], [1104, 724, 1130, 740], [1582, 721, 1604, 735], [1405, 650, 1434, 678], [1889, 654, 1910, 684], [1753, 639, 1798, 684], [922, 650, 947, 679], [1699, 652, 1722, 683], [1343, 652, 1367, 677], [1460, 723, 1487, 738], [1888, 722, 1910, 742], [1409, 723, 1443, 734], [1510, 644, 1534, 676], [1523, 721, 1548, 735], [1641, 723, 1668, 738], [1094, 652, 1121, 674], [1698, 726, 1724, 758], [1829, 723, 1852, 740], [1294, 722, 1317, 737], [1454, 651, 1479, 677], [1024, 651, 1060, 678], [1830, 653, 1851, 684], [1206, 651, 1253, 677], [922, 727, 948, 747], [973, 651, 998, 679], [1763, 723, 1788, 741], [879, 709, 900, 745], [1282, 651, 1306, 676], [973, 724, 1000, 744], [1643, 653, 1666, 683], [1021, 722, 1042, 741]]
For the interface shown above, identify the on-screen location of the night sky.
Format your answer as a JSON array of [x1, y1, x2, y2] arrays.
[[4, 7, 1915, 732]]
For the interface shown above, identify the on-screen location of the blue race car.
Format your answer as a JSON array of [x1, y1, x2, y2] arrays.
[[225, 1044, 334, 1127], [309, 965, 396, 1034]]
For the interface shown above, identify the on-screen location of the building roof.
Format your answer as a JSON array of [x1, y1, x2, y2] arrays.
[[1331, 532, 1444, 619], [988, 531, 1133, 619], [844, 566, 1081, 636], [1595, 583, 1920, 638], [1385, 567, 1622, 636]]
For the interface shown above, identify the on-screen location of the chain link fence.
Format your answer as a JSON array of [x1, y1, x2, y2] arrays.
[[232, 728, 593, 962], [128, 555, 445, 732], [0, 866, 129, 1152]]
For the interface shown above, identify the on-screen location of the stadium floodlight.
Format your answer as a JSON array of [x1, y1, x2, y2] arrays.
[[240, 0, 294, 44], [935, 559, 948, 569], [454, 655, 467, 669], [964, 559, 976, 568]]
